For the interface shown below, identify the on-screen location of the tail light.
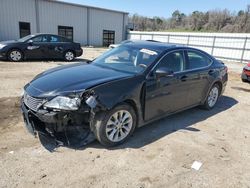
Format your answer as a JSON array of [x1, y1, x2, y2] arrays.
[[244, 69, 250, 76], [243, 62, 250, 76], [244, 62, 250, 71]]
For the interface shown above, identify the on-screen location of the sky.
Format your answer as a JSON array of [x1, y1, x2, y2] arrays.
[[60, 0, 250, 17]]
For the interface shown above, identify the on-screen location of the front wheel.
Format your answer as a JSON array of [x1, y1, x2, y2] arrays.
[[202, 84, 220, 110], [64, 51, 75, 61], [8, 49, 23, 62], [93, 104, 136, 147]]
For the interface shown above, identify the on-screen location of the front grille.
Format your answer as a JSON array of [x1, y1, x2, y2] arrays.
[[23, 92, 44, 112]]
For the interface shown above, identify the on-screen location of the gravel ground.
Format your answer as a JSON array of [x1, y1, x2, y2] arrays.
[[0, 48, 250, 188]]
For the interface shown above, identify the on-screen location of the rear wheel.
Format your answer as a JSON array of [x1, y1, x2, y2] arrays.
[[93, 103, 136, 147], [8, 49, 23, 62], [64, 51, 75, 61], [202, 84, 220, 110]]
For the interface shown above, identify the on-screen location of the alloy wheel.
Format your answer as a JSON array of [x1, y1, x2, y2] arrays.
[[208, 86, 219, 108], [105, 110, 133, 142]]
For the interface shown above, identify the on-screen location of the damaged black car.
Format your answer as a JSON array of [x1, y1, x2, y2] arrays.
[[21, 40, 228, 147]]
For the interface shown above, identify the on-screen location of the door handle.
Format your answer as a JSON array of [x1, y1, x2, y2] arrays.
[[180, 75, 188, 82]]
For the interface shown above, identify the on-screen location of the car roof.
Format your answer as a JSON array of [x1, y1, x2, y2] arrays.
[[29, 33, 70, 41], [122, 40, 214, 57], [33, 33, 57, 36], [122, 40, 184, 52], [31, 33, 67, 38]]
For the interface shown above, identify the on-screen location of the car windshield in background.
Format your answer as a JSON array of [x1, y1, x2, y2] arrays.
[[92, 46, 160, 74], [18, 35, 35, 42]]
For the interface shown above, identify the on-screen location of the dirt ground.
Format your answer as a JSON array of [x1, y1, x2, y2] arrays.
[[0, 48, 250, 188]]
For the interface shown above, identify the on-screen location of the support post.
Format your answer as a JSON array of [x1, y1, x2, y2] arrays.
[[211, 36, 216, 55], [187, 35, 190, 46], [35, 0, 40, 33], [241, 37, 247, 63], [87, 8, 90, 46]]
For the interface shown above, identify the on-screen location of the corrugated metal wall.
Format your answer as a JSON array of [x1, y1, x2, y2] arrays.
[[123, 14, 129, 41], [0, 0, 128, 46], [38, 0, 88, 44], [0, 0, 37, 41], [89, 9, 125, 46]]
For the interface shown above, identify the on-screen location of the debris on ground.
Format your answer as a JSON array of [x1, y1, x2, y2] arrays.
[[191, 161, 203, 171]]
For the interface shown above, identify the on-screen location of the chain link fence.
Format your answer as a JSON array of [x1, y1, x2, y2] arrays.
[[127, 31, 250, 63]]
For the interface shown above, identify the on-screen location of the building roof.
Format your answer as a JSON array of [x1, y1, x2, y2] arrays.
[[44, 0, 129, 14]]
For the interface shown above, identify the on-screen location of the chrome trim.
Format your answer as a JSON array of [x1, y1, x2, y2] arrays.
[[23, 92, 44, 112]]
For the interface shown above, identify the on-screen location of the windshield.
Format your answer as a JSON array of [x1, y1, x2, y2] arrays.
[[92, 46, 160, 74], [18, 35, 35, 42]]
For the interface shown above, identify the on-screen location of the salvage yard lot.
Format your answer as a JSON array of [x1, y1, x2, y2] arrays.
[[0, 48, 250, 188]]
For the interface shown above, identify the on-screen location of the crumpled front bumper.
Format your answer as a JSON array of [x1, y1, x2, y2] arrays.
[[21, 101, 46, 136], [21, 100, 95, 150]]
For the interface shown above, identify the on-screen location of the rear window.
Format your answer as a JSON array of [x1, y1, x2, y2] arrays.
[[49, 36, 60, 42], [59, 36, 70, 42], [186, 51, 212, 70]]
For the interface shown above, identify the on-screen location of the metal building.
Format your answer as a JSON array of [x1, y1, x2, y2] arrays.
[[0, 0, 128, 46]]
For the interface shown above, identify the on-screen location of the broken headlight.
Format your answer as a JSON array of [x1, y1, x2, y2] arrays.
[[44, 96, 81, 111]]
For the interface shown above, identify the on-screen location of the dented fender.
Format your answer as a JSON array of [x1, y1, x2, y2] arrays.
[[83, 75, 146, 127]]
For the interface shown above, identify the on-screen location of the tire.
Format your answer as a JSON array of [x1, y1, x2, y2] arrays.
[[93, 103, 136, 147], [8, 49, 23, 62], [64, 50, 75, 61], [242, 78, 248, 83], [202, 84, 220, 110]]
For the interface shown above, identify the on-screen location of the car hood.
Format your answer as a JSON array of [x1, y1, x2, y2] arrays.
[[0, 40, 21, 45], [25, 63, 134, 97]]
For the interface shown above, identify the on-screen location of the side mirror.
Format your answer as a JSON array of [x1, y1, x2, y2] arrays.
[[27, 40, 33, 45], [155, 67, 174, 78]]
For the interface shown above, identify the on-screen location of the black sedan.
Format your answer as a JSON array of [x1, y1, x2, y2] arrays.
[[0, 34, 83, 62], [21, 41, 228, 147]]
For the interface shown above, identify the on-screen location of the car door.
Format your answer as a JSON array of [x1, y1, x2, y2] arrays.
[[47, 35, 66, 58], [24, 35, 49, 59], [184, 50, 213, 106], [144, 50, 190, 121]]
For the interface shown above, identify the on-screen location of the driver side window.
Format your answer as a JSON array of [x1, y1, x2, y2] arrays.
[[157, 51, 184, 73], [32, 35, 48, 43]]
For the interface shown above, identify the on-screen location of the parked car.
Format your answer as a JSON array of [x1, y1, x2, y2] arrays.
[[21, 40, 228, 147], [241, 62, 250, 82], [0, 34, 83, 62]]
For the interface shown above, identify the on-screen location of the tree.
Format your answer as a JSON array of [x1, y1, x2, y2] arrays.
[[128, 5, 250, 33]]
